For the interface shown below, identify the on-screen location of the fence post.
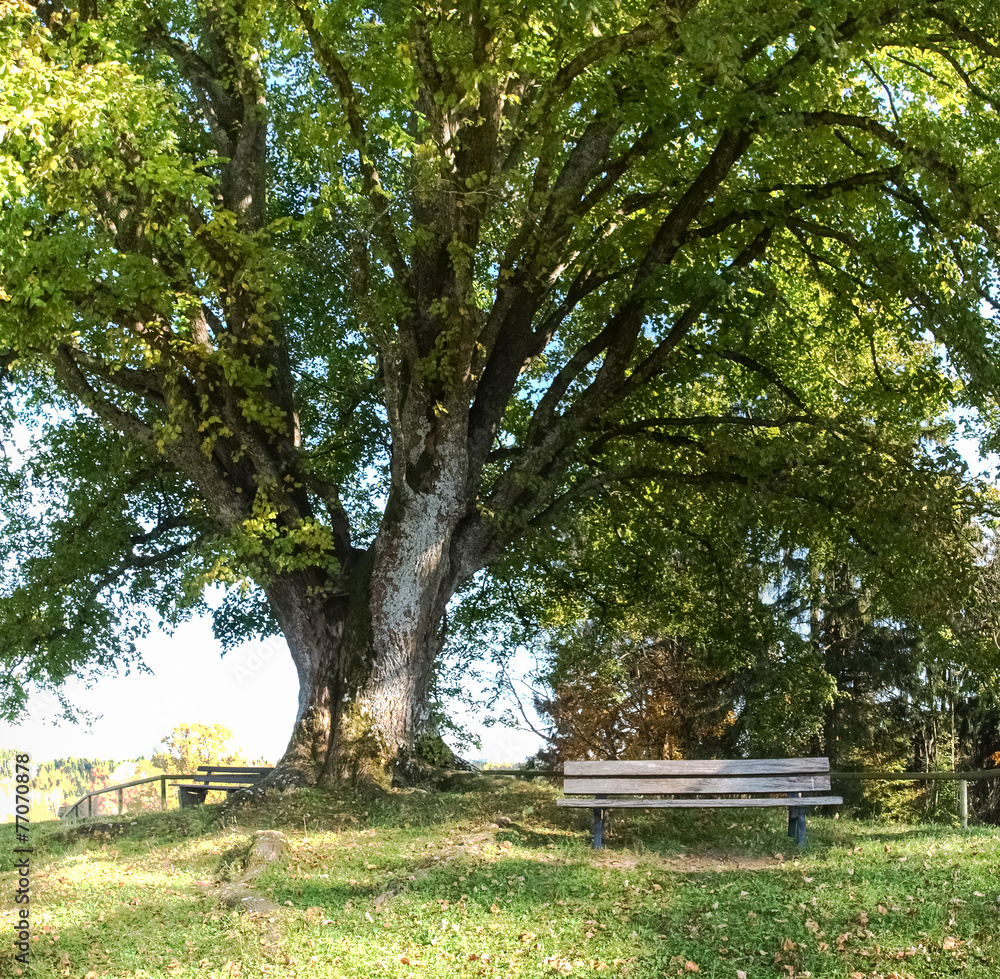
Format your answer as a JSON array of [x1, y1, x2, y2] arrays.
[[959, 779, 968, 829], [161, 776, 167, 811], [118, 788, 123, 816], [88, 794, 93, 818]]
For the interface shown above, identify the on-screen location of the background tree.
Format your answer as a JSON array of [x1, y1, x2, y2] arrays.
[[533, 628, 737, 764], [151, 722, 245, 775], [2, 0, 1000, 786]]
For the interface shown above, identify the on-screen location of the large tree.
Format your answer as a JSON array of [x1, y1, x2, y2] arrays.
[[2, 0, 1000, 784]]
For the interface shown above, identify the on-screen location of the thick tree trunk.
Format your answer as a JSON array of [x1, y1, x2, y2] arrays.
[[268, 421, 473, 787], [348, 499, 457, 784], [262, 573, 343, 785]]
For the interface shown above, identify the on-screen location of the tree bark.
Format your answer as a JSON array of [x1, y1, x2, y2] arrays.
[[261, 573, 341, 784], [265, 413, 474, 787]]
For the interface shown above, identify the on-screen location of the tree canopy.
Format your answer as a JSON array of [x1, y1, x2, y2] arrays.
[[151, 721, 246, 774], [2, 0, 1000, 782]]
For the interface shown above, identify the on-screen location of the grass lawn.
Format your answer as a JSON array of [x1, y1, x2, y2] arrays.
[[2, 777, 997, 978]]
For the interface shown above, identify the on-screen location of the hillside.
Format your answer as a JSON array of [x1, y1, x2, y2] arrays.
[[1, 778, 997, 978]]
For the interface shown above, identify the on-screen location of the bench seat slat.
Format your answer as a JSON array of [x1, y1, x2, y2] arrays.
[[564, 758, 829, 777], [557, 795, 843, 809], [563, 775, 830, 795], [178, 768, 271, 809]]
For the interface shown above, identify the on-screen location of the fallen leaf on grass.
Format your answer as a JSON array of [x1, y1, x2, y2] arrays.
[[544, 956, 572, 974]]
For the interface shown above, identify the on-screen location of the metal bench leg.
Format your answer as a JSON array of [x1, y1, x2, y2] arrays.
[[787, 791, 806, 845], [593, 794, 607, 850], [787, 807, 806, 840]]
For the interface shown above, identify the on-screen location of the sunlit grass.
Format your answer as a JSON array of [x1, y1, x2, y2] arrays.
[[1, 779, 997, 977]]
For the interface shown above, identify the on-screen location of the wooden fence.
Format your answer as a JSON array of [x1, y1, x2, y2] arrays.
[[62, 774, 206, 820], [828, 770, 1000, 828]]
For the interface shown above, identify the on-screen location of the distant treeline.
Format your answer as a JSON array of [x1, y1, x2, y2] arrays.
[[33, 756, 133, 800], [0, 748, 153, 818]]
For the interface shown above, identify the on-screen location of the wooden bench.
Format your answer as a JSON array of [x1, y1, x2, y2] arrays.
[[177, 766, 273, 807], [557, 757, 842, 849]]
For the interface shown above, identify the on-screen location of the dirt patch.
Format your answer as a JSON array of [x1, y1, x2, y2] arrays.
[[371, 823, 522, 910]]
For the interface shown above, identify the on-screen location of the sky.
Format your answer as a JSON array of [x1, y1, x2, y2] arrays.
[[0, 613, 546, 767]]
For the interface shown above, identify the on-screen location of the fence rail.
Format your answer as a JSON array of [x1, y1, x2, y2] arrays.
[[62, 774, 216, 821]]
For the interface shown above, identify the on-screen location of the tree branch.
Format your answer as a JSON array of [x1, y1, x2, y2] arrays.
[[63, 345, 169, 407], [586, 413, 817, 454], [535, 3, 699, 120], [144, 25, 241, 156], [289, 0, 411, 287], [711, 350, 807, 409], [51, 346, 161, 451]]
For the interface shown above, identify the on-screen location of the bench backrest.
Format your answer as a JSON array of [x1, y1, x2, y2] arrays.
[[196, 766, 273, 776], [563, 757, 832, 796]]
